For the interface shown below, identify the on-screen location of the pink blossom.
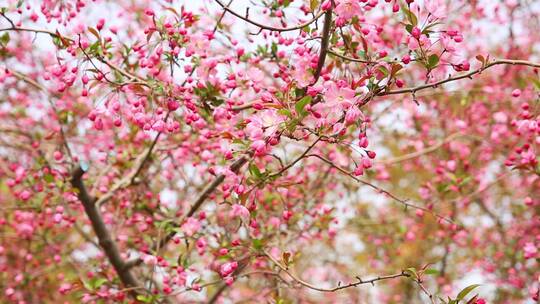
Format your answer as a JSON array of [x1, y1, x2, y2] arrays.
[[425, 0, 447, 19], [335, 0, 362, 20], [181, 217, 201, 237], [220, 261, 238, 277], [230, 204, 250, 221], [247, 67, 264, 83], [524, 242, 538, 259], [324, 82, 357, 108], [245, 109, 284, 140]]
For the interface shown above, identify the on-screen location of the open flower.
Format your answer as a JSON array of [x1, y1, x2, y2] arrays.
[[335, 0, 361, 20], [245, 109, 284, 140]]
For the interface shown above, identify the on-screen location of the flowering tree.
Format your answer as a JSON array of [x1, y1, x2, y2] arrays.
[[0, 0, 539, 303]]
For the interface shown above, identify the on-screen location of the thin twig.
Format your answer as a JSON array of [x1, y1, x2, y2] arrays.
[[214, 0, 324, 32], [380, 59, 540, 96], [264, 250, 409, 292]]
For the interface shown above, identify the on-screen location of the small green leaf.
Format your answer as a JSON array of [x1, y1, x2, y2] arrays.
[[249, 163, 262, 178], [456, 284, 481, 301], [378, 65, 390, 76], [136, 295, 152, 303], [43, 174, 54, 183], [0, 32, 10, 46], [278, 108, 291, 117], [92, 278, 108, 289], [271, 42, 278, 56], [405, 24, 413, 34], [295, 95, 312, 116], [402, 7, 418, 26], [427, 54, 439, 69], [424, 269, 440, 276], [252, 239, 263, 250]]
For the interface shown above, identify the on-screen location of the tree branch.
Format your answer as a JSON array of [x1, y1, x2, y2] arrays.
[[70, 167, 141, 295], [313, 7, 333, 83], [327, 48, 377, 64], [380, 59, 540, 96], [264, 250, 409, 292], [214, 0, 324, 32]]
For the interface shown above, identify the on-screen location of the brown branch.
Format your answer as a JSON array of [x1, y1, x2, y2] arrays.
[[214, 0, 324, 32], [313, 7, 333, 83], [380, 59, 540, 96], [328, 49, 377, 64], [70, 167, 142, 296], [264, 251, 409, 292], [268, 136, 322, 178]]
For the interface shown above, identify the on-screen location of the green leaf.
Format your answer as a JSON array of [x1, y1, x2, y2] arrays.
[[459, 176, 472, 186], [43, 174, 54, 183], [136, 295, 152, 303], [278, 108, 291, 118], [295, 95, 312, 116], [0, 32, 9, 46], [405, 24, 413, 34], [271, 42, 278, 57], [427, 54, 439, 69], [252, 238, 263, 250], [424, 269, 440, 276], [531, 77, 540, 90], [402, 7, 418, 26], [456, 284, 481, 301], [249, 163, 262, 178], [92, 278, 108, 289], [377, 65, 389, 77]]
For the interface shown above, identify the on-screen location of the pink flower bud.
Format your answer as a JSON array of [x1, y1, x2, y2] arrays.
[[53, 151, 63, 161], [220, 261, 238, 277], [321, 0, 332, 11], [411, 27, 421, 39], [402, 55, 411, 64]]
